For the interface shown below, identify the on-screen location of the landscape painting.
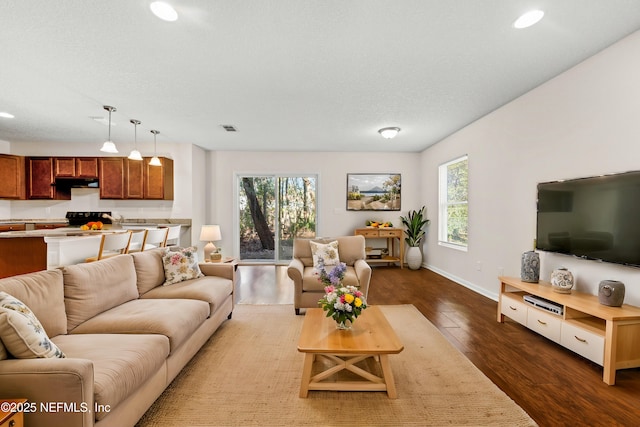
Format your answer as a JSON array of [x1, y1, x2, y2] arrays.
[[346, 173, 401, 211]]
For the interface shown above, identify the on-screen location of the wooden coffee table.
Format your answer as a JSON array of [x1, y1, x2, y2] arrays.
[[297, 306, 404, 398]]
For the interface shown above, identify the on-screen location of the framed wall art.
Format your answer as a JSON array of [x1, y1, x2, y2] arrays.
[[346, 173, 401, 211]]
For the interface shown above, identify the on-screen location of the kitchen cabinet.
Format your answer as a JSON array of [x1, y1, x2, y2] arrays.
[[144, 157, 174, 200], [27, 157, 71, 200], [125, 158, 144, 199], [0, 154, 25, 199], [54, 157, 98, 178], [99, 157, 126, 199]]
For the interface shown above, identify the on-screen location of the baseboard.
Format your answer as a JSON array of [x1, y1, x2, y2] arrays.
[[424, 263, 499, 302]]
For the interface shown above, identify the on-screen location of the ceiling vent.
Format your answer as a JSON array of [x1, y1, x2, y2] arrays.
[[221, 125, 237, 132]]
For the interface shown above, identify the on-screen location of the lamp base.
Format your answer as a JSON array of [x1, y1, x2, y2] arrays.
[[204, 242, 217, 262]]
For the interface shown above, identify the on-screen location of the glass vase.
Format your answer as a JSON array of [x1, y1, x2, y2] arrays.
[[335, 319, 352, 330]]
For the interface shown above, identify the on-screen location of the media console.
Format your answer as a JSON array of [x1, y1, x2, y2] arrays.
[[498, 276, 640, 385]]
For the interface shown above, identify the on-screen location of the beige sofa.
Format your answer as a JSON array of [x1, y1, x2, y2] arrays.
[[0, 248, 234, 427], [287, 235, 372, 314]]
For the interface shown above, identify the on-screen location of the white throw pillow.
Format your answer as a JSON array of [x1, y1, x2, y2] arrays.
[[0, 291, 66, 359], [162, 247, 204, 285], [310, 240, 340, 268]]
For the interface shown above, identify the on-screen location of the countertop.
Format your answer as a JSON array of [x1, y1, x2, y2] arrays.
[[0, 228, 128, 238], [0, 218, 192, 226]]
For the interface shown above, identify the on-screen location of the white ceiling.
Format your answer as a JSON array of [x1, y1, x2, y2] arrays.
[[1, 1, 640, 153]]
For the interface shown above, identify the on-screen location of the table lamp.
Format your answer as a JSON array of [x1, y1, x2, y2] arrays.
[[200, 225, 222, 261]]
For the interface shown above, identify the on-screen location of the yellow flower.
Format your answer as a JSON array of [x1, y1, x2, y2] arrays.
[[354, 297, 362, 307], [344, 294, 354, 304]]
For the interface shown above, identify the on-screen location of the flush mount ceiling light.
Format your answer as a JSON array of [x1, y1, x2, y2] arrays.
[[100, 106, 118, 153], [150, 1, 178, 22], [128, 119, 143, 161], [378, 127, 401, 139], [0, 112, 15, 119], [513, 10, 545, 29], [149, 130, 162, 166]]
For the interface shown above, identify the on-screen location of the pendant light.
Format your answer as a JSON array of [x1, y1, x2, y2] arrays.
[[128, 119, 143, 160], [149, 130, 162, 166], [100, 106, 119, 153]]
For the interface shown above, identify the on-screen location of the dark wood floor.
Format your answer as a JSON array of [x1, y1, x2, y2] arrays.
[[236, 265, 640, 426]]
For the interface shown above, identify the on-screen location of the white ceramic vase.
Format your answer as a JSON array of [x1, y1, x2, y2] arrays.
[[406, 246, 422, 270]]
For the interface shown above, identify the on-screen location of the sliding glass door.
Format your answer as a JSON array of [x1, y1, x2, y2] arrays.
[[238, 175, 316, 262]]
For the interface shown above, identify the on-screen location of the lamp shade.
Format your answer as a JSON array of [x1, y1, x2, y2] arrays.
[[100, 140, 119, 153], [200, 225, 222, 242]]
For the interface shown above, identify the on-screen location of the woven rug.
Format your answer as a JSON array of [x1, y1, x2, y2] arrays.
[[136, 304, 536, 426]]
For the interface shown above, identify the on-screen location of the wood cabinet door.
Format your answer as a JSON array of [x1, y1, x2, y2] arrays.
[[0, 154, 25, 199], [125, 159, 144, 199], [27, 157, 55, 199], [143, 157, 173, 200], [76, 157, 99, 178], [54, 157, 76, 177], [99, 157, 125, 199]]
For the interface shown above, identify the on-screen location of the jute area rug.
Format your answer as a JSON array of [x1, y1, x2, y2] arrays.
[[136, 304, 536, 426]]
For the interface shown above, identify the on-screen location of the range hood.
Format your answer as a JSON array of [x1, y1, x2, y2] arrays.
[[55, 177, 100, 188]]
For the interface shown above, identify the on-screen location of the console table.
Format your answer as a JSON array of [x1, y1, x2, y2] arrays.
[[354, 228, 404, 268], [497, 276, 640, 385]]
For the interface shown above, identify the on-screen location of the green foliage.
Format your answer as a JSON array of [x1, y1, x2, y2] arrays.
[[347, 192, 361, 200], [400, 206, 430, 247]]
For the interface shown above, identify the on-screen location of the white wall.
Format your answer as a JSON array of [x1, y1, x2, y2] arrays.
[[209, 151, 421, 259], [421, 30, 640, 306]]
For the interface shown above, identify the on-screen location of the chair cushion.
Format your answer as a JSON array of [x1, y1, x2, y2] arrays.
[[52, 333, 169, 421], [0, 291, 66, 359], [162, 247, 204, 285], [62, 255, 139, 332], [301, 266, 361, 292], [68, 299, 210, 353], [310, 240, 340, 268]]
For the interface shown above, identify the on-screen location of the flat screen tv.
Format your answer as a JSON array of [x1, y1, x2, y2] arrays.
[[536, 170, 640, 268]]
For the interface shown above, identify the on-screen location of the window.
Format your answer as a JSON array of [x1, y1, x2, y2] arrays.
[[438, 155, 468, 250]]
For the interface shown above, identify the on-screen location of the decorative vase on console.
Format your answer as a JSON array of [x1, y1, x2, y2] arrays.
[[598, 280, 625, 307], [550, 267, 574, 294], [520, 251, 540, 283]]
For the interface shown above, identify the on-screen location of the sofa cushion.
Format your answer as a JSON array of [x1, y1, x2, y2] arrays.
[[301, 265, 360, 292], [62, 255, 139, 332], [162, 247, 204, 285], [141, 275, 233, 313], [131, 248, 167, 295], [292, 236, 366, 267], [52, 333, 169, 422], [0, 269, 67, 338], [310, 240, 340, 268], [69, 299, 210, 353], [0, 291, 66, 359]]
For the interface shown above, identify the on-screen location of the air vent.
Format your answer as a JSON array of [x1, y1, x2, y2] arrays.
[[221, 125, 237, 132]]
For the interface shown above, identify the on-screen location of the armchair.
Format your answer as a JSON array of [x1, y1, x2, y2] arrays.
[[287, 235, 372, 315]]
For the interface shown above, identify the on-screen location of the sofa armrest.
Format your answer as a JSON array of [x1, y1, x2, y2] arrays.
[[199, 261, 237, 282], [0, 357, 94, 427], [354, 259, 372, 298]]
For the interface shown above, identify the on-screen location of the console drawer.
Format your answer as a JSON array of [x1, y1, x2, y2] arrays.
[[527, 308, 562, 343], [561, 321, 605, 366], [501, 294, 528, 326]]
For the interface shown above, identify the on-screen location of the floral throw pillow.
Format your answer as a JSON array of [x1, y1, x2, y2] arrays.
[[0, 291, 66, 359], [162, 246, 204, 286], [310, 240, 340, 268]]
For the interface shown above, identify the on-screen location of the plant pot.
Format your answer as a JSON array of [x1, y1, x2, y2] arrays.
[[406, 246, 422, 270]]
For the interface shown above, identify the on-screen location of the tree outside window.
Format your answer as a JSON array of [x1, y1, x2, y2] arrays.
[[438, 155, 468, 249]]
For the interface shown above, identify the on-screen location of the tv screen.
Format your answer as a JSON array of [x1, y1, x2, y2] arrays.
[[536, 171, 640, 267]]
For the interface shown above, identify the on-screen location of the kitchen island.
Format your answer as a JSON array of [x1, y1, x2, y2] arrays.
[[0, 229, 126, 278]]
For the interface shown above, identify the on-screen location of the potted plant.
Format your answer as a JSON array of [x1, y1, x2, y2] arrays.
[[400, 206, 430, 270]]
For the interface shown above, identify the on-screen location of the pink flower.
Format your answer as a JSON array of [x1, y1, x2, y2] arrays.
[[324, 285, 335, 294], [355, 290, 363, 297], [340, 295, 346, 303]]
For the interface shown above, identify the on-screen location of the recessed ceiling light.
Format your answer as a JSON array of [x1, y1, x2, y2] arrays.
[[0, 112, 15, 119], [150, 2, 178, 22], [513, 10, 544, 29]]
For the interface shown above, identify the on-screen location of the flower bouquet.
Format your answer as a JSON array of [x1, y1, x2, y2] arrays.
[[316, 260, 367, 329]]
